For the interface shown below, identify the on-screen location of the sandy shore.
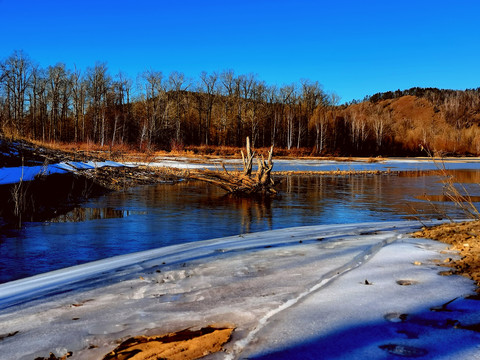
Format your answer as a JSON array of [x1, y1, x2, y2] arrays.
[[413, 220, 480, 286]]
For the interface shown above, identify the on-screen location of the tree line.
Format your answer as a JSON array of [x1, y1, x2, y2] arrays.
[[1, 50, 480, 156]]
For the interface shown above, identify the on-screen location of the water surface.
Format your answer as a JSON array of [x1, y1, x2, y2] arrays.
[[1, 171, 479, 283]]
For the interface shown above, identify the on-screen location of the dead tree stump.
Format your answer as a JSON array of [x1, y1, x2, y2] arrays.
[[190, 137, 277, 196]]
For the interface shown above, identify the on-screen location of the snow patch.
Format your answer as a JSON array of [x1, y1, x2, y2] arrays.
[[0, 161, 129, 185]]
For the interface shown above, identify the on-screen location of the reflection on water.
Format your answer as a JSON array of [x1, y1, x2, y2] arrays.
[[226, 196, 273, 233], [1, 170, 479, 283], [416, 195, 480, 202], [49, 207, 146, 222], [442, 169, 480, 183]]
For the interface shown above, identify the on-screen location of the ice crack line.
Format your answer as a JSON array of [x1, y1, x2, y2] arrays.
[[224, 233, 401, 360]]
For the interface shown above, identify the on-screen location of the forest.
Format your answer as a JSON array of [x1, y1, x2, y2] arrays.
[[1, 50, 480, 156]]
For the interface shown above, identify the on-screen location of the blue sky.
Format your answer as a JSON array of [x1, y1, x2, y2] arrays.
[[1, 0, 479, 103]]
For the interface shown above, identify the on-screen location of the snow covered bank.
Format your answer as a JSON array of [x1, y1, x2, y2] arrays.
[[0, 222, 479, 359], [0, 160, 127, 185]]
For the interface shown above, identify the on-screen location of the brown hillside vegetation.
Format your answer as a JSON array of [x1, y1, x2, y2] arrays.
[[338, 93, 480, 155], [1, 50, 480, 156]]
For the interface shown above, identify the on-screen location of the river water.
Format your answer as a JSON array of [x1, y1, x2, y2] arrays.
[[1, 171, 480, 284]]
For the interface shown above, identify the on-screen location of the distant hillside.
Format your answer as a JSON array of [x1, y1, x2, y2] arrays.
[[335, 88, 480, 155]]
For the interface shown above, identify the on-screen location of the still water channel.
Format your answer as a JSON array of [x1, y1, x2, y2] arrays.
[[1, 171, 480, 284]]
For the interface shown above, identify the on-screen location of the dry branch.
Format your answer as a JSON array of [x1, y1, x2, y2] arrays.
[[190, 137, 277, 196]]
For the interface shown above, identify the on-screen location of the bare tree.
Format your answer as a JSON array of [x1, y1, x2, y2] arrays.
[[199, 71, 218, 145], [299, 80, 324, 149], [86, 62, 110, 145], [59, 68, 72, 141], [113, 71, 132, 146], [249, 79, 267, 147], [310, 105, 328, 153], [280, 84, 296, 150], [168, 71, 189, 143], [348, 106, 369, 151], [266, 85, 280, 147], [47, 63, 69, 141], [220, 69, 235, 96], [140, 70, 164, 148], [0, 50, 32, 135], [327, 92, 341, 151], [218, 69, 237, 145], [28, 65, 47, 140], [372, 104, 389, 151], [71, 66, 87, 143]]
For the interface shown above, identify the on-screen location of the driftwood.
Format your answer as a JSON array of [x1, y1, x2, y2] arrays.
[[190, 137, 277, 195]]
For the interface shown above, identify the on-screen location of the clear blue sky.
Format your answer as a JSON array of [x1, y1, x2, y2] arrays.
[[1, 0, 479, 103]]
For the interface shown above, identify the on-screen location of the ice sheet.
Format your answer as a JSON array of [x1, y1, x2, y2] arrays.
[[0, 221, 479, 360]]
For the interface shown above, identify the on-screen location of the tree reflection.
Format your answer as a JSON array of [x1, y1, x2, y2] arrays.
[[48, 171, 480, 229], [49, 207, 139, 222], [226, 196, 273, 233]]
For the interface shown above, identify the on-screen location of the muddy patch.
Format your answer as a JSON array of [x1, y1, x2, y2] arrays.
[[102, 326, 234, 360]]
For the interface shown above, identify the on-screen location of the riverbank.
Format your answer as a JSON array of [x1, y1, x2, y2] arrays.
[[414, 220, 480, 287]]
